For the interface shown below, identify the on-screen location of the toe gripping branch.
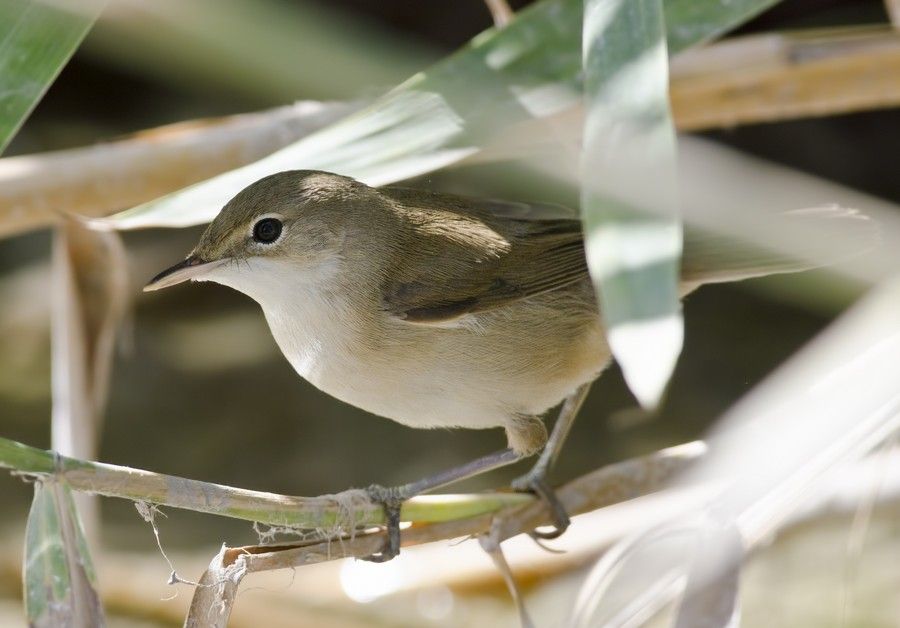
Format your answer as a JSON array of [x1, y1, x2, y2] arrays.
[[514, 475, 571, 541], [361, 484, 405, 563]]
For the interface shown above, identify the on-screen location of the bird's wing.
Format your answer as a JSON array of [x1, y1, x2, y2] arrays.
[[379, 189, 588, 324]]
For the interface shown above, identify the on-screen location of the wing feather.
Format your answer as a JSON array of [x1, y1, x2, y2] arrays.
[[379, 188, 589, 324]]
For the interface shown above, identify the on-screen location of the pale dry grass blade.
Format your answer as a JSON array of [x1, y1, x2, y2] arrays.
[[672, 523, 742, 628], [184, 545, 245, 628], [5, 9, 895, 241], [570, 277, 900, 626], [571, 525, 691, 628], [480, 538, 535, 628], [50, 218, 129, 540], [510, 130, 896, 286], [885, 0, 900, 29]]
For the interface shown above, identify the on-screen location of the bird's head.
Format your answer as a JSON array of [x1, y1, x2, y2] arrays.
[[145, 170, 381, 303]]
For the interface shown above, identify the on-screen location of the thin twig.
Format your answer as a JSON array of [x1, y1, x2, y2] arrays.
[[480, 535, 535, 628], [50, 218, 129, 544], [484, 0, 515, 28]]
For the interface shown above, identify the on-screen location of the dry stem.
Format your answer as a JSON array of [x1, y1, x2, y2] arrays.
[[0, 433, 706, 625], [0, 101, 354, 239], [1, 28, 899, 239], [670, 26, 900, 130], [0, 436, 531, 528]]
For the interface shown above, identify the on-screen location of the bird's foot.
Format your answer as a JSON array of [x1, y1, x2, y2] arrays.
[[360, 484, 406, 563], [511, 470, 570, 540]]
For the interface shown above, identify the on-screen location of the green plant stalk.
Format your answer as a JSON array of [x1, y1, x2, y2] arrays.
[[0, 436, 531, 527]]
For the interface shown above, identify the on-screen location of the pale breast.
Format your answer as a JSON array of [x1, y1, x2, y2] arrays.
[[262, 283, 609, 432]]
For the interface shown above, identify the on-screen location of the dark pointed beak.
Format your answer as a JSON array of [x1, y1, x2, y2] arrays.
[[144, 255, 226, 292]]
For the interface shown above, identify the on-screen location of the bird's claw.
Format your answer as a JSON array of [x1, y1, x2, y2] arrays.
[[361, 484, 404, 563], [511, 473, 570, 540]]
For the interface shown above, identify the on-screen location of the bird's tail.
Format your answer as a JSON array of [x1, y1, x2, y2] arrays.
[[680, 205, 878, 285]]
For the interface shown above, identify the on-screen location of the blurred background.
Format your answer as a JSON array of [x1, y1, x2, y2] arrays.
[[1, 0, 898, 626]]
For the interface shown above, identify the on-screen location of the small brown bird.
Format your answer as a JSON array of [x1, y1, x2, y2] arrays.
[[146, 170, 871, 560]]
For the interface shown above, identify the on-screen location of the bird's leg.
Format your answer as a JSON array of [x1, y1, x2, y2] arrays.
[[511, 382, 592, 539], [361, 484, 404, 563], [361, 448, 524, 562]]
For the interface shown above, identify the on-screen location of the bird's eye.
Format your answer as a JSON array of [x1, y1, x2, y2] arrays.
[[253, 218, 283, 243]]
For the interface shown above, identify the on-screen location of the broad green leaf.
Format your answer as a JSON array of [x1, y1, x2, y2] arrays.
[[23, 480, 104, 627], [107, 0, 783, 230], [0, 0, 105, 154], [581, 0, 681, 409]]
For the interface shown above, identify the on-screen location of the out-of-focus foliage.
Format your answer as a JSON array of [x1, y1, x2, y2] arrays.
[[0, 0, 104, 153], [106, 0, 783, 230], [85, 0, 434, 103], [581, 0, 682, 409]]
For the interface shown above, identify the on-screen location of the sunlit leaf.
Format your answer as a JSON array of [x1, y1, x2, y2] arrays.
[[23, 480, 104, 627], [0, 0, 105, 154], [107, 0, 784, 230], [581, 0, 681, 409]]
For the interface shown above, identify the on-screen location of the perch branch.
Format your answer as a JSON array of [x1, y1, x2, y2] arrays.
[[2, 433, 705, 626], [0, 434, 704, 545], [184, 442, 705, 626], [0, 436, 531, 527], [197, 442, 707, 574]]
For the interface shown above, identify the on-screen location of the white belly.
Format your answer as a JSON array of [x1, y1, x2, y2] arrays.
[[202, 257, 599, 430], [263, 301, 607, 434], [263, 302, 509, 431]]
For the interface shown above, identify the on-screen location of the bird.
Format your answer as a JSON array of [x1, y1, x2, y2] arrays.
[[145, 169, 872, 560]]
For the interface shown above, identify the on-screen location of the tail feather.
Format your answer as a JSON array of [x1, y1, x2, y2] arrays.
[[681, 205, 877, 285]]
